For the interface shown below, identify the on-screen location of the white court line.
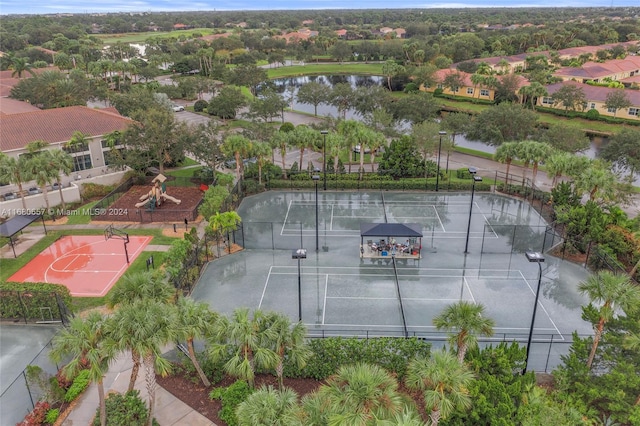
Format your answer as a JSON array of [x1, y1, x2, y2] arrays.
[[403, 297, 471, 302], [478, 208, 498, 238], [280, 199, 293, 236], [326, 296, 398, 300], [258, 266, 273, 309], [45, 239, 108, 283], [518, 270, 565, 341], [433, 205, 446, 232], [322, 274, 329, 325], [464, 276, 477, 304], [330, 204, 334, 231], [98, 237, 150, 297]]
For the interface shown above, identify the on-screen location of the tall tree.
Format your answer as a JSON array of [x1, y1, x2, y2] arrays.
[[0, 153, 31, 209], [49, 312, 115, 426], [10, 56, 35, 79], [328, 83, 356, 120], [578, 271, 640, 369], [222, 134, 253, 181], [552, 84, 587, 112], [174, 297, 217, 387], [66, 131, 90, 173], [296, 81, 328, 116], [466, 102, 538, 145], [600, 128, 640, 181], [49, 149, 74, 211], [411, 121, 440, 180], [604, 90, 632, 118], [265, 313, 311, 391], [382, 60, 405, 91], [433, 301, 495, 364], [405, 350, 475, 426], [494, 142, 520, 182]]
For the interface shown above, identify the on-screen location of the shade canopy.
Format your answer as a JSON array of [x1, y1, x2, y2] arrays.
[[0, 214, 42, 238], [360, 223, 423, 238]]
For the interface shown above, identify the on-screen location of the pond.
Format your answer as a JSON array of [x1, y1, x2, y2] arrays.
[[265, 75, 605, 161]]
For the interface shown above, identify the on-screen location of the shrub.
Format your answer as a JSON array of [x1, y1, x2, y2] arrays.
[[585, 109, 600, 120], [0, 283, 72, 321], [193, 99, 208, 112], [92, 390, 152, 426], [404, 82, 419, 93], [45, 408, 60, 424], [64, 369, 90, 402], [17, 401, 50, 426], [210, 380, 253, 426], [81, 183, 116, 200], [286, 337, 431, 380], [280, 122, 295, 132]]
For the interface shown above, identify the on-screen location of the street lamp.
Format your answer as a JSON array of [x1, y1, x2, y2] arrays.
[[524, 251, 545, 374], [436, 131, 446, 192], [292, 248, 307, 322], [464, 167, 482, 254], [312, 172, 320, 252], [320, 130, 328, 190]]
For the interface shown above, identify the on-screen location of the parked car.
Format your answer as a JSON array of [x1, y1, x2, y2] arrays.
[[224, 157, 257, 169], [353, 145, 372, 154], [172, 104, 185, 112], [3, 192, 17, 200], [28, 187, 41, 195], [52, 182, 61, 190]]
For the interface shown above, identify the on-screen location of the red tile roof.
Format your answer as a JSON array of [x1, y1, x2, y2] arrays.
[[0, 106, 132, 152], [0, 66, 60, 97], [545, 81, 640, 105], [0, 98, 41, 115]]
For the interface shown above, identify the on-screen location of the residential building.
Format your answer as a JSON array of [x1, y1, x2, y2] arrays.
[[421, 69, 529, 102], [539, 81, 640, 121]]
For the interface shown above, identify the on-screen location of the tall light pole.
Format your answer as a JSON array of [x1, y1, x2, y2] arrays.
[[320, 130, 328, 190], [313, 172, 320, 252], [524, 251, 544, 374], [436, 131, 446, 192], [464, 167, 482, 254], [292, 248, 307, 322]]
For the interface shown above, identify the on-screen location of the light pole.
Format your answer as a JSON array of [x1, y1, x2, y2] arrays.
[[313, 172, 320, 252], [436, 131, 446, 192], [524, 251, 545, 374], [292, 248, 307, 322], [464, 167, 482, 254], [320, 130, 328, 190]]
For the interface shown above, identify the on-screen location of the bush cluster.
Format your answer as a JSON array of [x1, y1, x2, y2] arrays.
[[17, 401, 50, 426], [81, 183, 116, 200], [92, 390, 152, 426], [209, 380, 253, 426], [267, 178, 491, 192], [64, 369, 90, 403], [0, 282, 72, 321], [285, 337, 431, 380]]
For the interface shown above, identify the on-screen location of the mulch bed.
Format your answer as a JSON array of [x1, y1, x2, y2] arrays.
[[93, 186, 204, 223], [157, 371, 323, 425]]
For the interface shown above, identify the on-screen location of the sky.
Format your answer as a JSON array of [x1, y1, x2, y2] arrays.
[[1, 0, 637, 16]]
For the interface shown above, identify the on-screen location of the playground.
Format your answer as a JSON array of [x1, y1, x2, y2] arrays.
[[7, 234, 151, 297]]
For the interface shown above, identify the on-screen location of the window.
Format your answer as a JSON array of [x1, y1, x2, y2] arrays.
[[453, 87, 459, 93], [590, 103, 596, 109], [71, 154, 93, 172], [542, 97, 554, 105], [480, 89, 490, 97], [607, 107, 617, 113], [63, 143, 89, 154], [466, 88, 474, 95], [629, 108, 639, 116], [437, 84, 443, 89]]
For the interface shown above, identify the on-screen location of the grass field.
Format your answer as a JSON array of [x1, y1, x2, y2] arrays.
[[95, 28, 215, 44], [267, 63, 384, 79]]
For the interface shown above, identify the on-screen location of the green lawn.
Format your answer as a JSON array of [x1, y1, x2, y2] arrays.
[[95, 28, 214, 44], [167, 165, 203, 178], [64, 200, 99, 225], [267, 63, 383, 79]]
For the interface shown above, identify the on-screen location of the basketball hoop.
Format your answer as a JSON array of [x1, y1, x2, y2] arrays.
[[104, 224, 130, 263]]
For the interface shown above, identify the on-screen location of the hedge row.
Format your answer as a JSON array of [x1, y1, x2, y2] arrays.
[[284, 336, 431, 380], [287, 172, 394, 182], [0, 282, 72, 321], [268, 178, 492, 192]]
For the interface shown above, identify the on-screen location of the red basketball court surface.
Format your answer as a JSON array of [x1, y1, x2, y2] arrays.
[[8, 235, 152, 297]]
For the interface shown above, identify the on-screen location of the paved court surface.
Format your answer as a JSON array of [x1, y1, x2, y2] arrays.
[[7, 235, 151, 297], [193, 190, 594, 371]]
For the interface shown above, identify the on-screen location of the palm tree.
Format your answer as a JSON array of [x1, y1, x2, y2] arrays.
[[10, 56, 36, 79], [265, 313, 311, 390], [545, 151, 572, 189], [174, 297, 217, 387], [433, 301, 495, 364], [521, 141, 553, 184], [494, 142, 520, 186], [26, 151, 58, 213], [222, 134, 252, 181], [235, 385, 300, 426], [49, 149, 74, 211], [574, 159, 618, 203], [519, 82, 548, 110], [208, 308, 279, 389], [49, 312, 115, 426], [368, 132, 386, 173], [405, 350, 475, 426], [106, 271, 174, 392], [207, 211, 242, 254], [110, 300, 176, 426], [0, 153, 31, 209], [252, 141, 272, 185], [317, 362, 409, 424], [578, 271, 640, 369]]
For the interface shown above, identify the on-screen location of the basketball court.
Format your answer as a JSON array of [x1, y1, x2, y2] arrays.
[[7, 234, 151, 297]]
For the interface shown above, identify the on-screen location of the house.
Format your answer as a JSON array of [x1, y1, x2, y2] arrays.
[[421, 69, 529, 102], [335, 29, 348, 39], [1, 106, 132, 166], [538, 81, 640, 121], [553, 56, 640, 83]]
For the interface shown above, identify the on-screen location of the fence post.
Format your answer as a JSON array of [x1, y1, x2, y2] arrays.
[[545, 334, 554, 373]]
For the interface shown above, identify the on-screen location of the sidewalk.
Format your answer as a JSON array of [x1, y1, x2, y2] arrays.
[[60, 349, 216, 426]]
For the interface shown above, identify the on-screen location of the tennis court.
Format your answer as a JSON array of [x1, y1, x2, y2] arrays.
[[193, 190, 593, 371], [7, 235, 151, 297]]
